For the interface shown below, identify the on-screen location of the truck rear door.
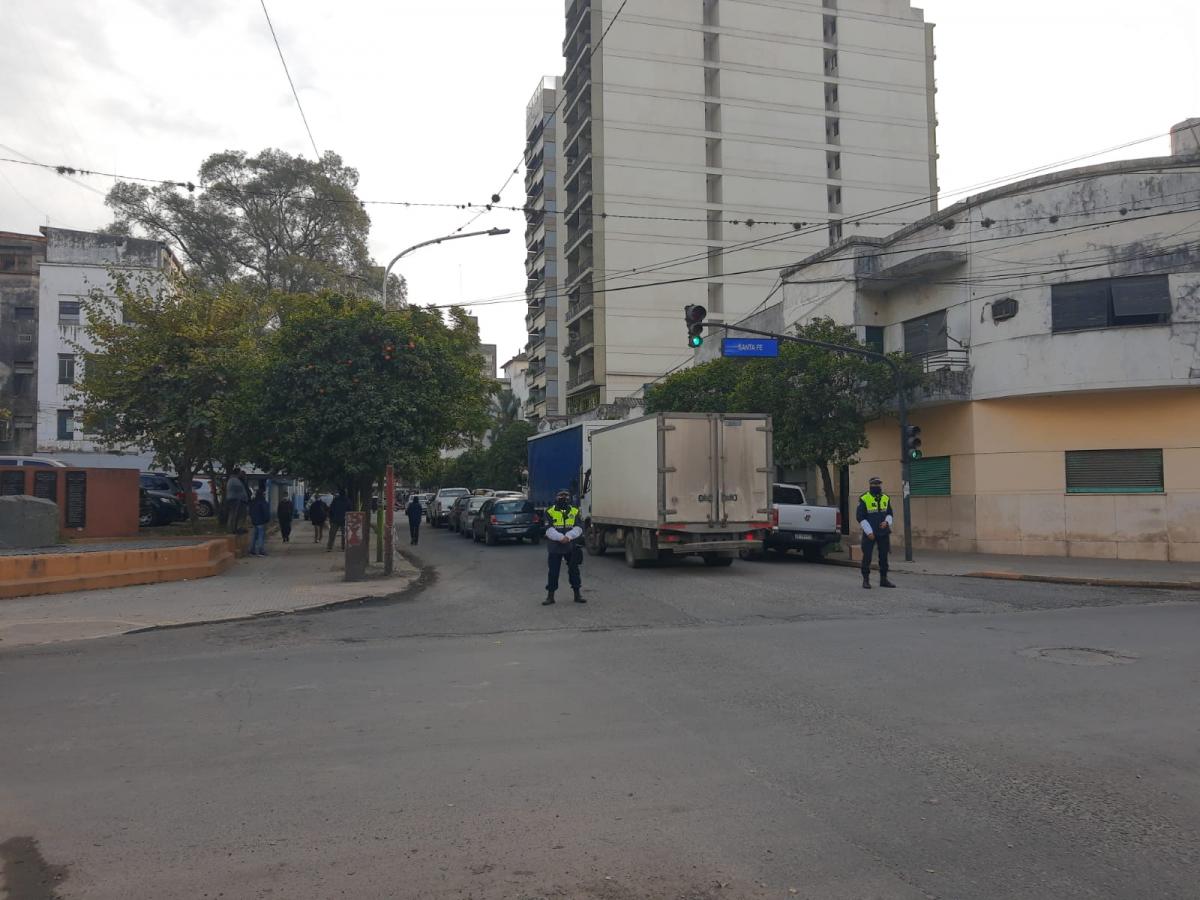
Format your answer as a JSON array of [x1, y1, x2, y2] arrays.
[[661, 415, 717, 525], [717, 416, 771, 526]]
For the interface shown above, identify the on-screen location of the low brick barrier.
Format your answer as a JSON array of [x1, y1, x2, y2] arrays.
[[0, 536, 243, 599]]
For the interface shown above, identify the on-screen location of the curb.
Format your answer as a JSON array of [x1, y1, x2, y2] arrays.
[[823, 556, 1198, 591]]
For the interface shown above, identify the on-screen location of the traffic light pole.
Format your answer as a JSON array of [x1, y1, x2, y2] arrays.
[[701, 323, 914, 562]]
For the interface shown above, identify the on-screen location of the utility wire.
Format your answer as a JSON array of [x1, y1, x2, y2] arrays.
[[259, 0, 321, 159]]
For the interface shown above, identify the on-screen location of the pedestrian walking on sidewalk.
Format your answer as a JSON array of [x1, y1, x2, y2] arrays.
[[226, 468, 249, 535], [327, 489, 349, 552], [308, 495, 328, 543], [277, 494, 294, 543], [543, 489, 585, 605], [249, 488, 271, 557], [856, 476, 896, 589], [405, 494, 423, 545]]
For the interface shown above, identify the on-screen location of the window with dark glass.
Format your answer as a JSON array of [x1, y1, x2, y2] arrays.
[[1051, 275, 1171, 333], [58, 300, 82, 324], [864, 326, 884, 355], [903, 310, 947, 355], [57, 409, 76, 440], [58, 354, 76, 384]]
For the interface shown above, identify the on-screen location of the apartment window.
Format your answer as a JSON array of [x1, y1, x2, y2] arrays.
[[702, 0, 719, 26], [704, 68, 720, 98], [903, 310, 948, 355], [1051, 275, 1171, 333], [57, 409, 76, 441], [828, 220, 843, 244], [0, 419, 9, 442], [704, 101, 721, 133], [707, 247, 723, 277], [824, 83, 839, 109], [58, 354, 76, 385], [825, 117, 840, 144], [826, 151, 841, 177], [910, 456, 951, 497], [1065, 449, 1163, 494], [706, 209, 722, 242], [58, 300, 82, 325], [707, 282, 725, 314], [823, 49, 838, 76], [864, 326, 884, 355], [14, 306, 35, 321], [705, 138, 722, 169], [823, 15, 838, 42], [703, 32, 719, 63], [827, 185, 842, 212]]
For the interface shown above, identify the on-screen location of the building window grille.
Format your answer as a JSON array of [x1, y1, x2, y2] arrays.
[[58, 300, 82, 325], [910, 456, 951, 496], [58, 354, 76, 385], [1051, 275, 1171, 333], [1065, 449, 1163, 494]]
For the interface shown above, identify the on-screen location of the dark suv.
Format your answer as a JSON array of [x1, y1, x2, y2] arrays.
[[473, 497, 540, 545]]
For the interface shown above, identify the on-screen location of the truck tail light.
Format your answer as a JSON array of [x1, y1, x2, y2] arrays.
[[769, 508, 779, 527], [657, 531, 681, 543], [745, 532, 757, 541], [836, 510, 843, 531]]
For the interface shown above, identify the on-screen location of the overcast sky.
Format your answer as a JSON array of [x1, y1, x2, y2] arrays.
[[1, 1, 1197, 372]]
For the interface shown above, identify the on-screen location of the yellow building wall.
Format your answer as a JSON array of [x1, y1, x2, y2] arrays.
[[852, 389, 1200, 561]]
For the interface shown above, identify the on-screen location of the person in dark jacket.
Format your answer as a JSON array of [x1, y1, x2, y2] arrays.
[[405, 494, 424, 545], [543, 489, 584, 605], [248, 488, 271, 557], [856, 476, 896, 589], [327, 489, 349, 552], [308, 495, 328, 543], [277, 494, 294, 543]]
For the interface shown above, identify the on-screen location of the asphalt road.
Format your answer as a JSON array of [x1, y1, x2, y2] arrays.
[[2, 525, 1198, 899]]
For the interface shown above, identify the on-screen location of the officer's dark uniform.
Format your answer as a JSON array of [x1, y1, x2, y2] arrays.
[[543, 497, 584, 605], [855, 480, 896, 589]]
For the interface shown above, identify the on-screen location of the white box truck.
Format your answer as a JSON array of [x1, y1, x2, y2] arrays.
[[582, 413, 775, 568]]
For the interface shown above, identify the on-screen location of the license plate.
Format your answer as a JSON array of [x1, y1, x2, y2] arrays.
[[791, 533, 812, 541]]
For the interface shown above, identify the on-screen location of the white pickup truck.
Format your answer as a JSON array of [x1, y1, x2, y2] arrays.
[[761, 482, 842, 561]]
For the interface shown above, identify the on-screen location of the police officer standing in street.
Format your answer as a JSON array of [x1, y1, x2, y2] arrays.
[[856, 476, 897, 589], [543, 489, 585, 605]]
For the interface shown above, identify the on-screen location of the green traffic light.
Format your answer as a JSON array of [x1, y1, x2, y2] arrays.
[[910, 450, 923, 461], [689, 335, 703, 348]]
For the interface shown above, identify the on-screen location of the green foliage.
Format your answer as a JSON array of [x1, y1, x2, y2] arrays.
[[646, 318, 923, 502], [252, 295, 493, 501], [435, 421, 537, 493], [73, 273, 268, 523], [104, 148, 402, 300]]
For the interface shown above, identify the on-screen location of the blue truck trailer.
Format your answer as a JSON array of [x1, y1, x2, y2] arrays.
[[526, 423, 606, 513]]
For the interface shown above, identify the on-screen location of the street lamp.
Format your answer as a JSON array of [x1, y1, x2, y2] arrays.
[[381, 227, 511, 306]]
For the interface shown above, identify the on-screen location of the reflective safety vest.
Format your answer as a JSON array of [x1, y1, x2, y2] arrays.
[[860, 492, 891, 513], [547, 506, 580, 529]]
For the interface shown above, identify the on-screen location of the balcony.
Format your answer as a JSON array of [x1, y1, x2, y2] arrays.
[[565, 285, 594, 323], [909, 348, 972, 404], [526, 357, 546, 379], [525, 304, 547, 332], [528, 329, 546, 352], [567, 367, 596, 392], [563, 0, 591, 54], [528, 386, 547, 406]]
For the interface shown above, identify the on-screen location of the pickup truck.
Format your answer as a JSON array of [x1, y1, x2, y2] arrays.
[[759, 482, 841, 561]]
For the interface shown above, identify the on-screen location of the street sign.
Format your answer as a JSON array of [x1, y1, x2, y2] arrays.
[[722, 337, 780, 358]]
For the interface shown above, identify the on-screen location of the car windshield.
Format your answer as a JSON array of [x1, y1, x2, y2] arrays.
[[441, 489, 469, 498], [773, 486, 805, 505], [494, 500, 531, 514], [467, 498, 488, 510]]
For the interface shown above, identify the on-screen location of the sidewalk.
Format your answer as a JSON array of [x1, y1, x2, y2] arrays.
[[826, 547, 1200, 590], [0, 531, 420, 649]]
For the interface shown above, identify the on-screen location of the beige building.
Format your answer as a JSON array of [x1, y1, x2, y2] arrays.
[[776, 121, 1200, 561], [555, 0, 938, 411]]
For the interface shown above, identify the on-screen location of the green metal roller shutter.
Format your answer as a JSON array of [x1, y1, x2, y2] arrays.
[[910, 456, 951, 496], [1065, 449, 1163, 494]]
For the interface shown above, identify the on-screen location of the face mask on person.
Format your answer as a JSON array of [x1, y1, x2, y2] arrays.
[[556, 497, 570, 510], [870, 486, 882, 497]]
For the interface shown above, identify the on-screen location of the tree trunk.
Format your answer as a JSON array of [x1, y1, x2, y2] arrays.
[[209, 461, 231, 526], [819, 461, 837, 508]]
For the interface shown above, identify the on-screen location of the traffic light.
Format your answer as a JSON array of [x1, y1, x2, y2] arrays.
[[905, 425, 923, 461], [685, 304, 707, 348]]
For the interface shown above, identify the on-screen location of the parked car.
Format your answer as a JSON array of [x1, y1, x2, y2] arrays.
[[190, 478, 215, 517], [428, 487, 470, 526], [458, 496, 491, 538], [474, 497, 540, 545], [140, 472, 187, 506], [139, 487, 186, 527], [747, 483, 842, 561], [447, 494, 472, 533], [0, 456, 68, 467]]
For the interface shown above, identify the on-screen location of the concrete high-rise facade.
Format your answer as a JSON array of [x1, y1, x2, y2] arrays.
[[553, 0, 939, 411], [523, 77, 569, 423]]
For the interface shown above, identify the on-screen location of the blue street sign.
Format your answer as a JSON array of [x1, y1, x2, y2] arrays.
[[722, 337, 780, 358]]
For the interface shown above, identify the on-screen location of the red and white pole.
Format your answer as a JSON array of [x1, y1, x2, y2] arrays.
[[384, 464, 395, 575]]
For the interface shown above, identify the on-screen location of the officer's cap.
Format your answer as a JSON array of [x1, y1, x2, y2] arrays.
[[868, 476, 883, 485]]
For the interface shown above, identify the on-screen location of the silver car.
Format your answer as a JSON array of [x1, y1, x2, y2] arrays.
[[458, 496, 490, 539]]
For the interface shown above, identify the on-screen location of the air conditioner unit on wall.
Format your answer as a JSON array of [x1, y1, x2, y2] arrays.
[[991, 297, 1018, 322]]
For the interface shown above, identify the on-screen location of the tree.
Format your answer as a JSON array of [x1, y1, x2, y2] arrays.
[[646, 318, 922, 504], [104, 148, 403, 300], [252, 295, 493, 517], [490, 388, 522, 432], [73, 273, 268, 525]]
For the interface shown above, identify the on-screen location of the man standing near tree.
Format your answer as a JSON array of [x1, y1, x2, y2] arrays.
[[226, 468, 249, 535], [856, 476, 897, 590], [327, 489, 349, 552]]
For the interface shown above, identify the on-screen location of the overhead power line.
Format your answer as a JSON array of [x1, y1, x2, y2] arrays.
[[259, 0, 321, 159]]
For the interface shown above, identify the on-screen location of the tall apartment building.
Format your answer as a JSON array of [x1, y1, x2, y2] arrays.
[[553, 0, 938, 411], [0, 231, 46, 455], [523, 76, 569, 423]]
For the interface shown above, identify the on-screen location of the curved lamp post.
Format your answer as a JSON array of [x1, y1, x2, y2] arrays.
[[381, 227, 511, 306]]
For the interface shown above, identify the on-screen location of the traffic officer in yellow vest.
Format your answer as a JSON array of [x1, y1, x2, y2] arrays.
[[542, 489, 585, 605], [856, 476, 897, 589]]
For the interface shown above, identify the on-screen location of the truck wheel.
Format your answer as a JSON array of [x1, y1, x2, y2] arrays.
[[624, 533, 647, 569], [585, 522, 607, 556], [802, 546, 825, 562], [739, 546, 763, 561], [702, 553, 734, 567]]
